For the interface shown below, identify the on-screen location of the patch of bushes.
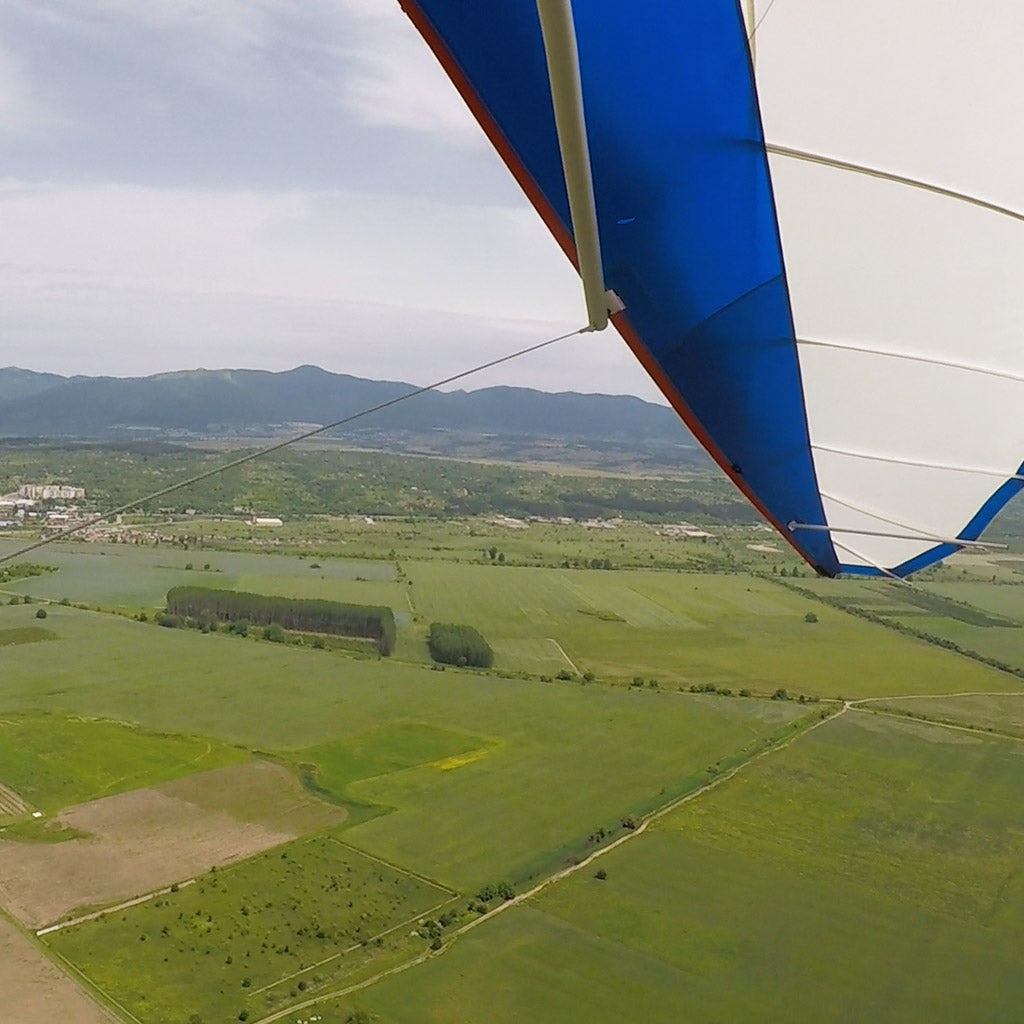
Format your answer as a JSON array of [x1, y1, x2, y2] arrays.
[[427, 622, 494, 668]]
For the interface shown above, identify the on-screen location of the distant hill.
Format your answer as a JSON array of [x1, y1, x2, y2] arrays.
[[0, 365, 708, 467], [0, 367, 71, 404]]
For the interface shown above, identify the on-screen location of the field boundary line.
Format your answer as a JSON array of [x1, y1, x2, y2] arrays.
[[547, 638, 579, 673], [327, 837, 457, 895], [37, 878, 197, 936], [43, 943, 141, 1024]]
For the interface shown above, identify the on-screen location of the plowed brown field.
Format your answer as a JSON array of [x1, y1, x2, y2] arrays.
[[0, 916, 115, 1023], [0, 760, 344, 928]]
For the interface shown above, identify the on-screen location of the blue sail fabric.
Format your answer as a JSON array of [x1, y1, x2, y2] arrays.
[[403, 0, 841, 575]]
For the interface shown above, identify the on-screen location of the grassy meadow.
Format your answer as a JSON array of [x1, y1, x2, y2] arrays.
[[0, 711, 246, 816], [49, 835, 456, 1024]]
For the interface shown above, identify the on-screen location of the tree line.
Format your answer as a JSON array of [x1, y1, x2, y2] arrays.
[[165, 586, 396, 655]]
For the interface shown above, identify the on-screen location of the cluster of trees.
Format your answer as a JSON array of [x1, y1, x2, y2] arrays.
[[165, 586, 396, 655], [0, 563, 55, 584], [427, 622, 494, 668], [475, 881, 515, 902], [560, 557, 614, 570], [687, 681, 748, 697]]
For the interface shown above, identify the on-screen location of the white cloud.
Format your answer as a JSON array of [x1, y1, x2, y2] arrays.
[[327, 0, 484, 142], [0, 179, 663, 400], [0, 4, 667, 402], [0, 180, 578, 317], [1, 0, 485, 157], [0, 42, 45, 134]]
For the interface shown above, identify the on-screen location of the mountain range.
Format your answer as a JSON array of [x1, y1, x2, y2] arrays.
[[0, 365, 706, 466]]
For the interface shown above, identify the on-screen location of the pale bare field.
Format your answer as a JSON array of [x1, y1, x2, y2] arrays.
[[0, 760, 344, 929], [0, 915, 115, 1023]]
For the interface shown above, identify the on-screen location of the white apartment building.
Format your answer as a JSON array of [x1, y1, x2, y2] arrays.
[[17, 483, 86, 500]]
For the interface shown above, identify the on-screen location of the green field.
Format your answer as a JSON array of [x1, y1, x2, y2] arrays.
[[0, 540, 394, 608], [865, 693, 1024, 737], [48, 834, 457, 1024], [795, 574, 1024, 677], [0, 624, 57, 647], [6, 497, 1024, 1022], [346, 712, 1024, 1024], [0, 601, 812, 890], [0, 711, 246, 816]]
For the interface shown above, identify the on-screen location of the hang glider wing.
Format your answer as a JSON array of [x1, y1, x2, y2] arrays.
[[400, 0, 1024, 578]]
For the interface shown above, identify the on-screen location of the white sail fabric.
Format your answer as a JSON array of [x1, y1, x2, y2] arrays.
[[756, 0, 1024, 574]]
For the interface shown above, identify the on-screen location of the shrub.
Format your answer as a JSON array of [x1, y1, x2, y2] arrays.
[[35, 607, 47, 619]]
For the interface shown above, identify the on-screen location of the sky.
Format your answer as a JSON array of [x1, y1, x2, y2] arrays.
[[0, 0, 664, 399]]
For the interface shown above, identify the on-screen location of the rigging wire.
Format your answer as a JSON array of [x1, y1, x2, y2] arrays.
[[748, 0, 779, 47], [0, 325, 589, 569]]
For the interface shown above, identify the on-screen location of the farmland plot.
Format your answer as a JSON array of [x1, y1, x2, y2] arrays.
[[0, 761, 344, 928]]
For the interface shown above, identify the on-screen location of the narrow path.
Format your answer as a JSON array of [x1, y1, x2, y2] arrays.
[[848, 690, 1024, 705], [248, 893, 459, 998], [37, 879, 197, 937], [547, 637, 579, 674]]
